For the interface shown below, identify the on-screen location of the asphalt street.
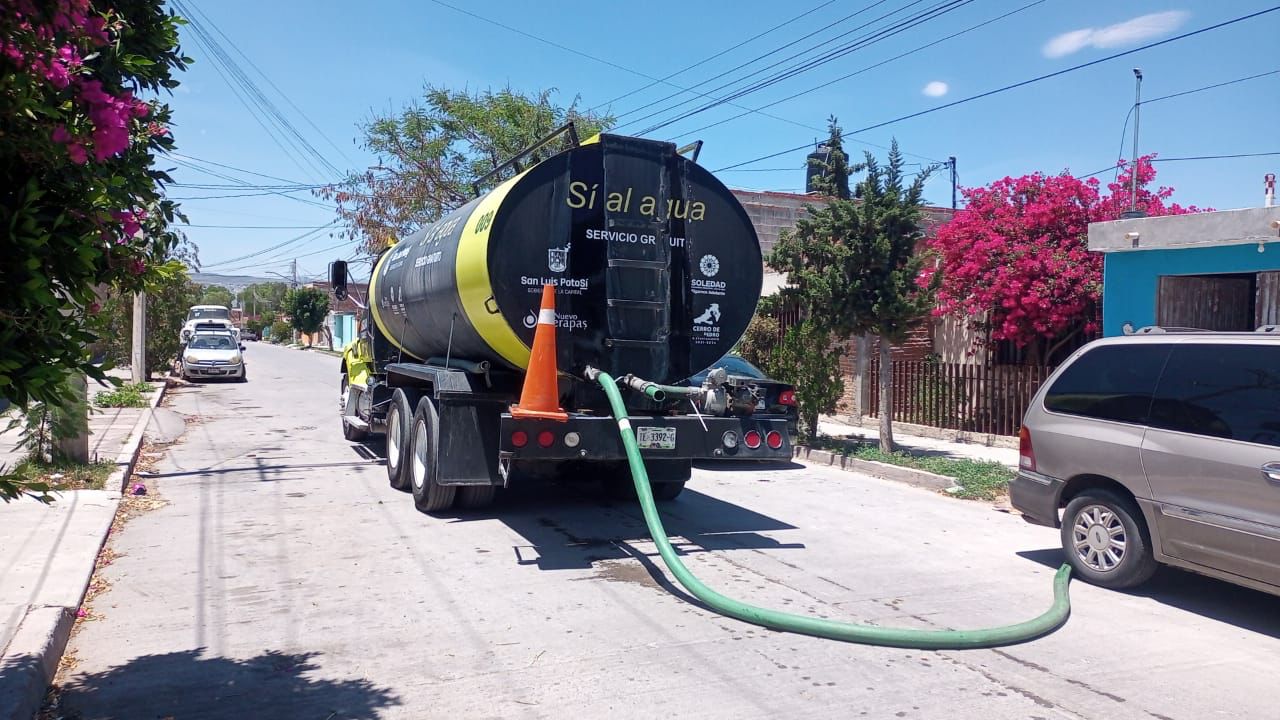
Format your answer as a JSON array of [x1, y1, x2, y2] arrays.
[[53, 342, 1280, 719]]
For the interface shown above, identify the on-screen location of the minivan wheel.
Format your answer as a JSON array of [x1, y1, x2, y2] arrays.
[[1061, 490, 1157, 589]]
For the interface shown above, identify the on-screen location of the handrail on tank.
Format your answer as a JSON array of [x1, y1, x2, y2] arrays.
[[676, 140, 703, 164], [472, 121, 580, 197]]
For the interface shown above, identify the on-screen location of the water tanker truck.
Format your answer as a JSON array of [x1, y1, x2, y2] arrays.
[[331, 131, 792, 513]]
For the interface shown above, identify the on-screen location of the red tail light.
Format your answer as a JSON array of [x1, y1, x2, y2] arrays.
[[744, 430, 762, 449], [511, 431, 528, 448], [1019, 426, 1035, 472], [765, 431, 783, 449], [537, 430, 556, 448], [778, 389, 796, 406]]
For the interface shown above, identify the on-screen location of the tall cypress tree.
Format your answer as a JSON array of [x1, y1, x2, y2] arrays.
[[770, 125, 936, 451]]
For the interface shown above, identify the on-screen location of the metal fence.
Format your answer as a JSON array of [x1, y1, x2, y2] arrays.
[[866, 359, 1055, 437]]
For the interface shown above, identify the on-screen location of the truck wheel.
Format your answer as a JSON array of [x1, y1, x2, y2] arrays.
[[605, 460, 691, 501], [340, 374, 368, 442], [385, 388, 419, 491], [457, 485, 496, 509], [650, 481, 686, 501], [410, 396, 455, 513], [1061, 490, 1158, 590]]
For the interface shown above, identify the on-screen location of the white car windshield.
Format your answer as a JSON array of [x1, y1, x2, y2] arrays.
[[188, 308, 230, 321], [189, 335, 236, 350]]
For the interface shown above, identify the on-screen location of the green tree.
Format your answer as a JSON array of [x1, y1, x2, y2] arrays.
[[94, 260, 202, 376], [198, 285, 234, 307], [764, 321, 843, 441], [283, 287, 330, 342], [320, 86, 614, 253], [0, 0, 189, 501], [268, 320, 291, 344], [735, 312, 780, 370], [770, 130, 935, 452], [807, 115, 851, 200], [239, 282, 288, 316]]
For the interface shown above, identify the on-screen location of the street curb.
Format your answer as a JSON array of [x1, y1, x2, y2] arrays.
[[830, 415, 1019, 449], [0, 382, 164, 719], [0, 606, 75, 720], [793, 446, 958, 491], [107, 380, 166, 494]]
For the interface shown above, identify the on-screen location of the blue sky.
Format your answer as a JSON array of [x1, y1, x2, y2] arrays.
[[164, 0, 1280, 279]]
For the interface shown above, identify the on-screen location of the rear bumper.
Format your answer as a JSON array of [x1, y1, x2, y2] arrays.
[[183, 362, 243, 378], [1010, 470, 1063, 527], [499, 414, 792, 461]]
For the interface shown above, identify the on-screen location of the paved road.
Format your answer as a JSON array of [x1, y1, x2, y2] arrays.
[[55, 342, 1279, 719]]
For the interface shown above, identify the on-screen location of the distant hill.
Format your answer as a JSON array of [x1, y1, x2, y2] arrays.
[[190, 272, 322, 290]]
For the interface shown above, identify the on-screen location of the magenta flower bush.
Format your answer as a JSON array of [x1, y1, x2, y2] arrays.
[[0, 0, 189, 411], [922, 156, 1204, 365]]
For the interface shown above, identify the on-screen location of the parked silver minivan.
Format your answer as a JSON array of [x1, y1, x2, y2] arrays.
[[1011, 328, 1280, 595]]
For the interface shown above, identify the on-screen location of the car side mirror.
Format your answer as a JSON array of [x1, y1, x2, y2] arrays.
[[240, 345, 247, 351], [329, 260, 348, 301]]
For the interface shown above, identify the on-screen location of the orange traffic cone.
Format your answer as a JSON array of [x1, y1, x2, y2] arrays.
[[511, 284, 569, 422]]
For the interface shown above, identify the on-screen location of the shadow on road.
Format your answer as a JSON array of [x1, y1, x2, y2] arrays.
[[694, 459, 806, 472], [48, 648, 400, 719], [1017, 548, 1280, 638], [444, 479, 805, 572]]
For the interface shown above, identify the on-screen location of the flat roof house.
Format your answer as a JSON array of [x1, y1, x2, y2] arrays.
[[1088, 206, 1280, 336]]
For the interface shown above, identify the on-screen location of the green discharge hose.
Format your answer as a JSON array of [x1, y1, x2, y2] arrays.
[[592, 370, 1073, 650]]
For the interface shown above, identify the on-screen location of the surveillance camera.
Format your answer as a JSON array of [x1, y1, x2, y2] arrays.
[[1270, 219, 1280, 230]]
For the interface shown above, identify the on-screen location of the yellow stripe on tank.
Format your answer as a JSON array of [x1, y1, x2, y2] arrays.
[[455, 172, 532, 369]]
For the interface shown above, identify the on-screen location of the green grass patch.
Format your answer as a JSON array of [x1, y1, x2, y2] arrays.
[[94, 382, 152, 408], [13, 457, 115, 491], [809, 436, 1014, 500]]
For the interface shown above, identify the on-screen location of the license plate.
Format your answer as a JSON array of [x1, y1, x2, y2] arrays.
[[636, 426, 677, 450]]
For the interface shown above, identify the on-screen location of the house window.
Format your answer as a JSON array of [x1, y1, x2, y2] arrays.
[[1157, 274, 1256, 331]]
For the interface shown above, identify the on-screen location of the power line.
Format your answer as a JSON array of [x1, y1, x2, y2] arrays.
[[612, 0, 897, 125], [588, 1, 836, 113], [672, 0, 1046, 140], [1111, 68, 1280, 181], [200, 220, 341, 269], [172, 0, 343, 181], [183, 224, 336, 229], [186, 3, 356, 169], [424, 0, 869, 139], [1077, 151, 1280, 180], [169, 153, 313, 186], [1156, 151, 1280, 162], [165, 155, 335, 209], [632, 0, 976, 135], [715, 6, 1280, 172]]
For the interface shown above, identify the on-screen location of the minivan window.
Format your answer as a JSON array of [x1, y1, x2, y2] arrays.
[[1148, 344, 1280, 447], [1043, 344, 1172, 424]]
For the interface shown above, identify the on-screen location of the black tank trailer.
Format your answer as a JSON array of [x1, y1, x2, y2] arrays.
[[332, 133, 793, 512]]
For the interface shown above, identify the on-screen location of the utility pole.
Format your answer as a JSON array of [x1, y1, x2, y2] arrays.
[[130, 292, 146, 383], [1123, 68, 1146, 219], [290, 259, 299, 345], [948, 156, 957, 210]]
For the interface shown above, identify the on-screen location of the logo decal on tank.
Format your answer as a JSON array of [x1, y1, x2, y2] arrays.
[[699, 254, 720, 277], [547, 243, 570, 273]]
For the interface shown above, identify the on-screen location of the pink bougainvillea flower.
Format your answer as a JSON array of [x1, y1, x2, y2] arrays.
[[66, 142, 88, 164]]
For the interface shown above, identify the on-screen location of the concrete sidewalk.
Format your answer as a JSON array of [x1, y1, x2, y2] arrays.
[[817, 416, 1019, 469], [0, 380, 165, 720]]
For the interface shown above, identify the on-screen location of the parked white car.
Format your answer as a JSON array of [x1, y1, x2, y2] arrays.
[[181, 331, 246, 382], [180, 305, 239, 345]]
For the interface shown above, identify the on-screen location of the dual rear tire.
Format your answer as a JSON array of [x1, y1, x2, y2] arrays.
[[385, 388, 495, 513]]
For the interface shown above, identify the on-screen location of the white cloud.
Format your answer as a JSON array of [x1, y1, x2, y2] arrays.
[[1043, 10, 1189, 58], [922, 81, 949, 97]]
